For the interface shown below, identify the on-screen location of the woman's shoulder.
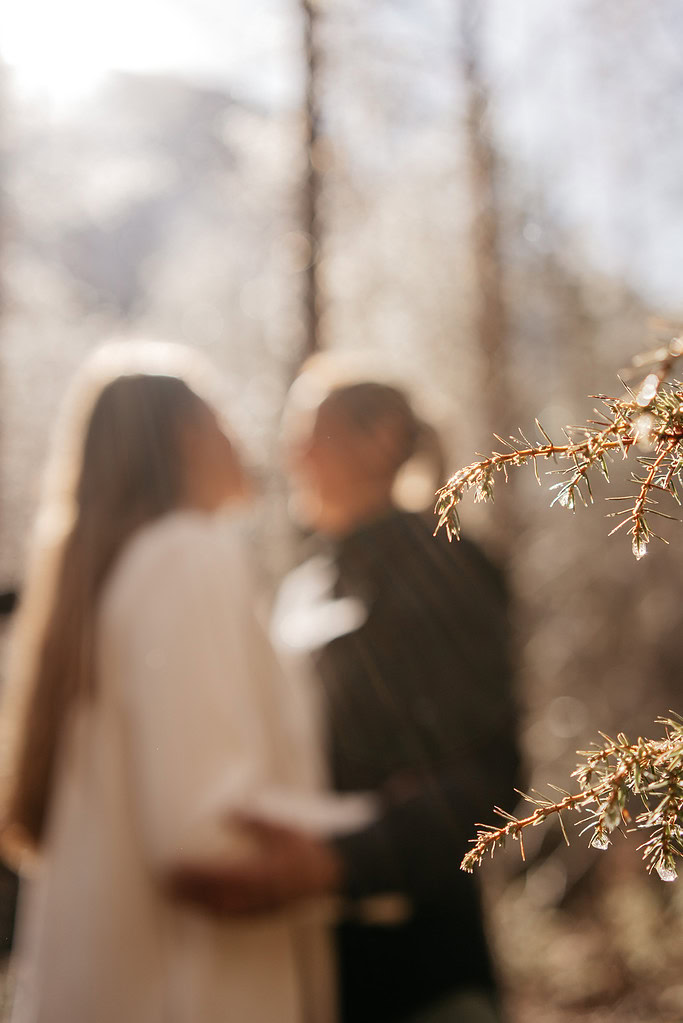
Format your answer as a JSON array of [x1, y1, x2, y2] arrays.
[[103, 508, 249, 615], [123, 508, 234, 567]]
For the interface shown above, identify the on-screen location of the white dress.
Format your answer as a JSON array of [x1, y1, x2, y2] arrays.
[[11, 508, 359, 1023]]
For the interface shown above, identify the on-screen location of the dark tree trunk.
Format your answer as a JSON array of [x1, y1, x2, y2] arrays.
[[459, 1, 516, 552], [300, 0, 323, 360]]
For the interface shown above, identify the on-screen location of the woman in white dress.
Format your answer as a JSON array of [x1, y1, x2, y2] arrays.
[[1, 343, 348, 1023]]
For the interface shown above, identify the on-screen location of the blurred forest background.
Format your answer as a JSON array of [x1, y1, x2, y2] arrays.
[[2, 1, 683, 1020]]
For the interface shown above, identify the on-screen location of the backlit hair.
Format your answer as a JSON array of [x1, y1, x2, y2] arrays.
[[2, 342, 215, 855]]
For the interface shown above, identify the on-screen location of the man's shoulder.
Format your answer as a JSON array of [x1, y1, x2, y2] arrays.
[[405, 513, 508, 599]]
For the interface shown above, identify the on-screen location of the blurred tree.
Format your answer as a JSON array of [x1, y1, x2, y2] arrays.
[[300, 0, 323, 359], [459, 0, 516, 553]]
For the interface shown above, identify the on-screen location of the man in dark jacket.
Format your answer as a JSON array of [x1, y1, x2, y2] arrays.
[[289, 511, 518, 1022]]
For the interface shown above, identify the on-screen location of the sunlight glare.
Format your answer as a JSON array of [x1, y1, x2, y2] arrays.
[[1, 0, 204, 108]]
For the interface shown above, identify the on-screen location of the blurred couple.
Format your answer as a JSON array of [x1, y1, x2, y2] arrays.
[[2, 342, 518, 1023]]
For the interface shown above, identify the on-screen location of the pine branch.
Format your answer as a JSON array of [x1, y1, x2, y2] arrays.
[[461, 717, 683, 882], [442, 341, 683, 880], [435, 339, 683, 558]]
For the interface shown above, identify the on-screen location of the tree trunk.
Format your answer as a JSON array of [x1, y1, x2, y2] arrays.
[[300, 0, 323, 361], [459, 1, 515, 553]]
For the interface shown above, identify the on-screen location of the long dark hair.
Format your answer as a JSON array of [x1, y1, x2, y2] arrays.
[[3, 347, 212, 853]]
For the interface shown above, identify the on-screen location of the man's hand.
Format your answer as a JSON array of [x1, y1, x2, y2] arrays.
[[166, 814, 343, 916]]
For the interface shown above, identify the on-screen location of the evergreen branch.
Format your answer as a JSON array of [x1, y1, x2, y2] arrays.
[[461, 718, 683, 881], [446, 342, 683, 882], [434, 339, 683, 557], [614, 435, 681, 558]]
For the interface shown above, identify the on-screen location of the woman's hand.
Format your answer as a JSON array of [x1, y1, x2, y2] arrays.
[[166, 814, 343, 916]]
